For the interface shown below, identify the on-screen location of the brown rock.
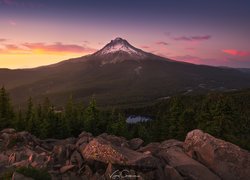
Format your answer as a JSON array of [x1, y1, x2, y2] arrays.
[[160, 139, 183, 149], [129, 138, 144, 150], [53, 145, 66, 164], [78, 131, 92, 139], [137, 142, 160, 155], [12, 172, 34, 180], [12, 160, 29, 167], [8, 153, 16, 164], [1, 128, 16, 134], [76, 137, 90, 147], [70, 150, 83, 168], [98, 133, 129, 147], [81, 137, 160, 169], [164, 165, 183, 180], [60, 165, 75, 174], [81, 165, 93, 177], [157, 146, 220, 180], [184, 129, 250, 180], [0, 154, 9, 163]]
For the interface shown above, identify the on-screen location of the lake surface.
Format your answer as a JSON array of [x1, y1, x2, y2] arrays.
[[126, 115, 152, 124]]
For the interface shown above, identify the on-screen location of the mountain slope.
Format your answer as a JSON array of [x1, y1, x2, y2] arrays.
[[1, 37, 250, 107]]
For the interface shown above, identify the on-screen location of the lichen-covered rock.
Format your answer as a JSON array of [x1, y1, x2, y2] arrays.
[[81, 137, 160, 169]]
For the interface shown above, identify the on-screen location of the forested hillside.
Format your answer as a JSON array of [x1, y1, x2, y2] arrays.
[[0, 86, 249, 150]]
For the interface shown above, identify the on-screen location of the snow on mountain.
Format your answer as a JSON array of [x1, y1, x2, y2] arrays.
[[92, 37, 149, 64]]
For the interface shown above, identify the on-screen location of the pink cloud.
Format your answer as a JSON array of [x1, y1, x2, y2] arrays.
[[222, 49, 250, 57], [174, 35, 211, 42], [141, 45, 150, 49], [0, 42, 96, 54], [172, 55, 204, 64], [8, 20, 17, 26], [155, 41, 168, 46], [0, 38, 7, 42], [22, 42, 96, 54]]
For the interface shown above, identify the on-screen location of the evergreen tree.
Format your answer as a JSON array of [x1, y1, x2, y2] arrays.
[[84, 97, 99, 134], [0, 86, 14, 129]]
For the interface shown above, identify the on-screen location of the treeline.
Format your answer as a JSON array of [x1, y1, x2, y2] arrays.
[[126, 90, 250, 150], [0, 86, 250, 150], [0, 87, 128, 139]]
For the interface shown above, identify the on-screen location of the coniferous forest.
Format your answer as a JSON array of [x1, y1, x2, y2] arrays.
[[0, 86, 250, 150]]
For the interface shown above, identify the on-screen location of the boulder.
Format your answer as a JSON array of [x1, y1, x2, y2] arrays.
[[60, 165, 75, 174], [164, 165, 184, 180], [78, 131, 92, 139], [184, 129, 250, 180], [81, 165, 93, 177], [1, 128, 16, 134], [98, 133, 129, 148], [137, 142, 160, 155], [53, 145, 66, 164], [70, 150, 84, 168], [159, 139, 183, 149], [81, 137, 160, 169], [129, 138, 144, 150], [12, 172, 34, 180], [157, 146, 220, 180]]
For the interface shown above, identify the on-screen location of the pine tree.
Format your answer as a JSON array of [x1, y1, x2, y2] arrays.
[[25, 97, 37, 134], [84, 97, 99, 135], [0, 86, 14, 129]]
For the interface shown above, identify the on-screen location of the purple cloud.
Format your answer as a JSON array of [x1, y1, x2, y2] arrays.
[[174, 35, 211, 42], [0, 0, 43, 7]]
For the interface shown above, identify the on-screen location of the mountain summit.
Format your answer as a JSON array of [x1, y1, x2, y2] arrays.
[[92, 37, 149, 64], [1, 38, 250, 107]]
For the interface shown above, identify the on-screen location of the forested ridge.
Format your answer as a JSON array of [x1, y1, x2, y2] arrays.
[[0, 86, 249, 150]]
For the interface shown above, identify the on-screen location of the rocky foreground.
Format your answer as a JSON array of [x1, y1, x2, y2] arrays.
[[0, 129, 249, 180]]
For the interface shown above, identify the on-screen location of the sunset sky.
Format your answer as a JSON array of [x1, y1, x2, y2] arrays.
[[0, 0, 250, 69]]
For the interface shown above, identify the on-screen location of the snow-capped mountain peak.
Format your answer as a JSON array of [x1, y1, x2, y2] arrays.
[[93, 37, 148, 61]]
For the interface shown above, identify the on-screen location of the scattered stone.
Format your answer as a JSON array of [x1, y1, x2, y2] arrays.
[[0, 128, 249, 180]]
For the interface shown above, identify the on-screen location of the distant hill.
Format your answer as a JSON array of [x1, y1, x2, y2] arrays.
[[1, 37, 250, 107]]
